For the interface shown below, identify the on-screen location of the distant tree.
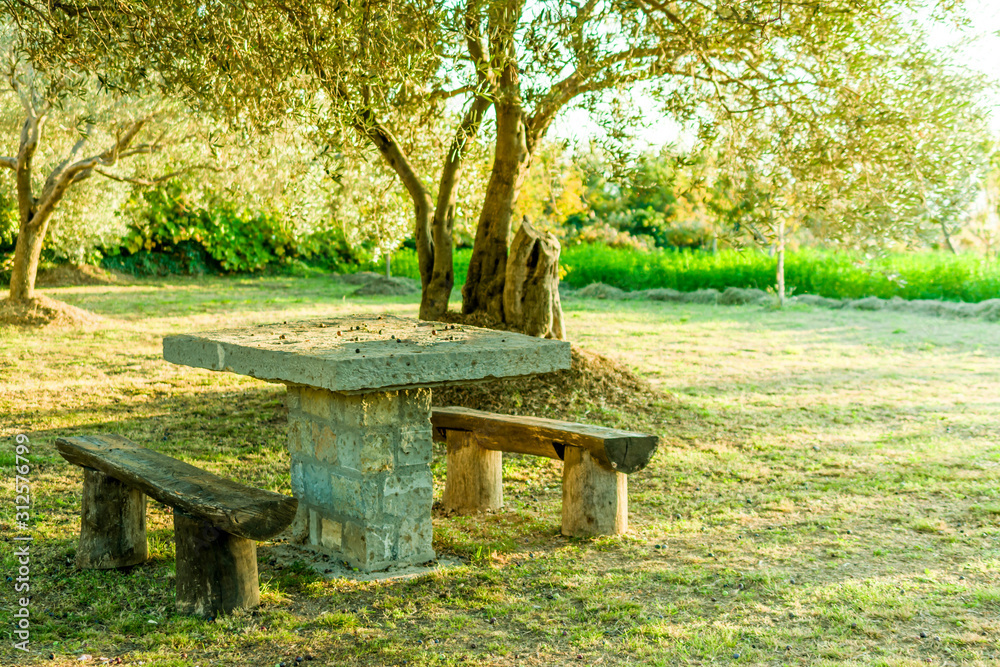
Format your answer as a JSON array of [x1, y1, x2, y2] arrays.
[[0, 42, 207, 303], [709, 36, 994, 304], [515, 140, 587, 231], [624, 153, 679, 216], [576, 147, 722, 249], [0, 18, 361, 307], [968, 158, 1000, 258]]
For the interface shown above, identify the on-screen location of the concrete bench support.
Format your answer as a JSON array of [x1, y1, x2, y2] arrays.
[[561, 447, 628, 536], [287, 385, 436, 572], [442, 430, 503, 514]]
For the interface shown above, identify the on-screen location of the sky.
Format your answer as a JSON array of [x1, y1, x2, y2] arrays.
[[924, 0, 1000, 131], [928, 0, 1000, 222], [551, 1, 1000, 149]]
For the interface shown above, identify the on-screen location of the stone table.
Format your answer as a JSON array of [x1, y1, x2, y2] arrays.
[[163, 315, 570, 572]]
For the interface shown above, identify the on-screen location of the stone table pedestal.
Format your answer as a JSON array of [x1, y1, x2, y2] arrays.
[[164, 315, 570, 572]]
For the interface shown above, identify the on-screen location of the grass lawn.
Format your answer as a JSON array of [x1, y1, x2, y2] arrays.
[[2, 275, 1000, 666]]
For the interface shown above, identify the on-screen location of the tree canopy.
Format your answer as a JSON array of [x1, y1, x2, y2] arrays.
[[709, 33, 993, 254], [3, 0, 990, 329]]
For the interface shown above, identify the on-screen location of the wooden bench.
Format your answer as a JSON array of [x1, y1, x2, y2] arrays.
[[431, 407, 658, 536], [55, 434, 297, 618]]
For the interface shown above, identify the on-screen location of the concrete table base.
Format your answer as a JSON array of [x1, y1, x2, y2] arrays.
[[286, 385, 435, 571]]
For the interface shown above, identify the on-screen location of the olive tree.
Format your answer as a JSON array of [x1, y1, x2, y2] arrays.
[[2, 61, 152, 300], [709, 34, 993, 304], [0, 22, 233, 304], [0, 16, 366, 306], [7, 0, 980, 330]]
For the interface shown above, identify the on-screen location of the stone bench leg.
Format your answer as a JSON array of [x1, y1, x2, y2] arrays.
[[561, 447, 628, 537], [443, 430, 503, 514], [77, 467, 148, 569], [173, 509, 259, 617]]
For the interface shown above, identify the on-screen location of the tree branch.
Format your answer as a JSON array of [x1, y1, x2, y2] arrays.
[[633, 0, 740, 113], [352, 110, 430, 210], [428, 84, 477, 101], [464, 0, 486, 67], [0, 156, 16, 170], [93, 163, 220, 186], [16, 113, 44, 225], [569, 0, 600, 59], [434, 91, 491, 224], [33, 117, 152, 225], [353, 108, 434, 279], [486, 0, 523, 101], [525, 46, 666, 147]]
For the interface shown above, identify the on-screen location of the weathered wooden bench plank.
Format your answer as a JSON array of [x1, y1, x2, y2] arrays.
[[431, 406, 657, 474], [56, 434, 297, 541]]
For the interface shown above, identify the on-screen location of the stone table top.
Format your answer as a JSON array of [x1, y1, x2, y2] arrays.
[[163, 315, 571, 393]]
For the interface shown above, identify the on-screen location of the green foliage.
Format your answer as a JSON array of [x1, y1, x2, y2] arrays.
[[104, 184, 361, 276], [565, 220, 654, 252], [558, 245, 1000, 303], [383, 247, 473, 289], [709, 34, 994, 252], [101, 241, 218, 277], [0, 187, 20, 283], [605, 209, 670, 247], [378, 244, 1000, 303], [622, 153, 679, 214], [576, 149, 717, 249], [118, 185, 295, 273]]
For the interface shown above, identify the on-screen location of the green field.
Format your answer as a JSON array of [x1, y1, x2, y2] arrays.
[[2, 277, 1000, 665], [381, 246, 1000, 303]]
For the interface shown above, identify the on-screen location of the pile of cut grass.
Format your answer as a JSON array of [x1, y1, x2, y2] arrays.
[[432, 345, 671, 432], [0, 294, 104, 327]]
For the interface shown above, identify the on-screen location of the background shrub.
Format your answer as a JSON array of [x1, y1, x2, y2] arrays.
[[101, 184, 367, 276], [380, 244, 1000, 304], [558, 245, 1000, 302]]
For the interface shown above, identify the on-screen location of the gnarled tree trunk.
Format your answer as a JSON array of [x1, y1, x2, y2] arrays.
[[503, 216, 564, 339], [7, 113, 49, 303], [939, 219, 958, 255], [461, 101, 530, 321], [358, 88, 489, 321], [9, 219, 49, 301], [357, 114, 437, 317], [421, 185, 457, 318], [421, 94, 491, 319]]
